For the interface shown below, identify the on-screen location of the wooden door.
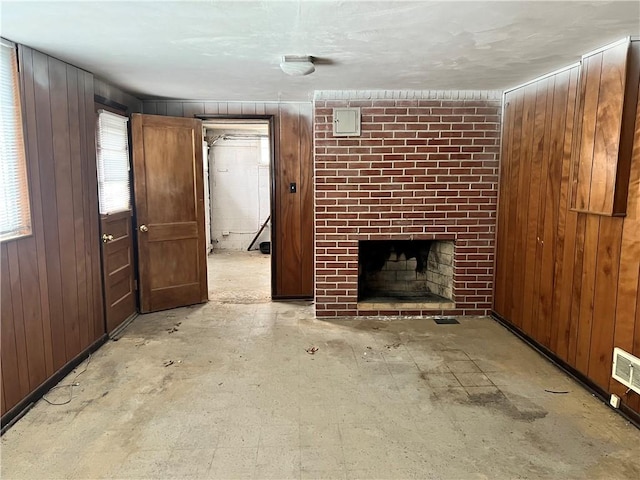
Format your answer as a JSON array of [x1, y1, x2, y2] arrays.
[[100, 211, 137, 333], [273, 104, 314, 298], [131, 114, 208, 312]]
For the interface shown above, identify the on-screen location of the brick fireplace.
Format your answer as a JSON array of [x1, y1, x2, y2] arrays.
[[314, 91, 502, 317]]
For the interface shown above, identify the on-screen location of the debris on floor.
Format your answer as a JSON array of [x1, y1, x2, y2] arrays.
[[305, 346, 319, 354], [163, 360, 181, 367], [385, 342, 401, 349], [167, 322, 182, 333], [545, 389, 570, 394]]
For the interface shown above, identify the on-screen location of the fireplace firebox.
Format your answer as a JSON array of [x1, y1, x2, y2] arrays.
[[358, 240, 454, 306]]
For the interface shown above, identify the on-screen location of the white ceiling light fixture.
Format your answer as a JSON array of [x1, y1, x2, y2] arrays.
[[280, 55, 315, 76]]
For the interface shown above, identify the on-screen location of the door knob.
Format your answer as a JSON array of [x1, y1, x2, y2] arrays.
[[102, 234, 114, 243], [139, 225, 149, 232]]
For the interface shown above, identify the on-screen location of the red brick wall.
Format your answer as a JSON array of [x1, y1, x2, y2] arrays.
[[314, 96, 502, 317]]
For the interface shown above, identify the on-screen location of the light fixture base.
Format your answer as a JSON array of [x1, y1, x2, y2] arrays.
[[280, 55, 315, 76]]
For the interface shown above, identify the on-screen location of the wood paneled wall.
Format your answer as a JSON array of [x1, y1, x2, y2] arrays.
[[94, 78, 143, 113], [570, 40, 639, 216], [1, 46, 105, 418], [494, 66, 640, 415], [142, 100, 314, 298]]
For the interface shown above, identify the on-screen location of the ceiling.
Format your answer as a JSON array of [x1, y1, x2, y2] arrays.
[[2, 1, 639, 101]]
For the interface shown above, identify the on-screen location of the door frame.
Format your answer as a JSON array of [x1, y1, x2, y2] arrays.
[[196, 114, 277, 298]]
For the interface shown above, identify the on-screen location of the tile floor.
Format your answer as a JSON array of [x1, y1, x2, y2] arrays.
[[1, 250, 639, 479]]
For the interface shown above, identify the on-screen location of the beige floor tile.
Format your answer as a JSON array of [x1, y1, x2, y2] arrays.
[[301, 468, 347, 480], [299, 404, 339, 425], [255, 445, 301, 478], [3, 251, 640, 480], [300, 423, 342, 447], [165, 448, 216, 478], [259, 424, 300, 447], [217, 424, 261, 448], [301, 444, 345, 471], [111, 449, 174, 479], [208, 447, 257, 477], [453, 372, 494, 387], [421, 372, 462, 388], [446, 359, 481, 373]]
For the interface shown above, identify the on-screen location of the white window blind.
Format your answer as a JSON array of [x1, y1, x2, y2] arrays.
[[0, 39, 31, 242], [96, 110, 131, 214]]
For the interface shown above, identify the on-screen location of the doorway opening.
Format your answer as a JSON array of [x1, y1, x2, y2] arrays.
[[202, 118, 273, 298]]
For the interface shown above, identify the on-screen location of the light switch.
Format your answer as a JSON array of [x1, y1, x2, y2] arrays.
[[333, 107, 361, 137], [289, 182, 297, 193]]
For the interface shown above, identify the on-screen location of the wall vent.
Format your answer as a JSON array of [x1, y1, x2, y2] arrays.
[[612, 347, 640, 394]]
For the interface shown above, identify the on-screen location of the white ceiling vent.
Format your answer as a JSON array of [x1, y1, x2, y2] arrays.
[[612, 347, 640, 394]]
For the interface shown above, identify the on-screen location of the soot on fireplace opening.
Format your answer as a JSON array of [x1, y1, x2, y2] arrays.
[[358, 240, 454, 303]]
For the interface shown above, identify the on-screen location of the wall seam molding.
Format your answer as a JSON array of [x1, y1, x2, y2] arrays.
[[313, 90, 503, 101]]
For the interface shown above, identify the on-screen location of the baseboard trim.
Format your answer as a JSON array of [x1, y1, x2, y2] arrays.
[[272, 295, 313, 301], [490, 311, 640, 429], [1, 334, 108, 434]]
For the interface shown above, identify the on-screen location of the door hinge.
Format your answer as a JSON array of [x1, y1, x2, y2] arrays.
[[133, 279, 138, 291]]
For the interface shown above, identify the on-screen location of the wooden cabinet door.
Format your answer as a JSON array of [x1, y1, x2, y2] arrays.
[[131, 114, 208, 312], [570, 39, 640, 216], [100, 210, 136, 333]]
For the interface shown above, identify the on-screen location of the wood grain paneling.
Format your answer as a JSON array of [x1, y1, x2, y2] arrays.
[[550, 68, 580, 360], [504, 90, 525, 324], [519, 80, 546, 336], [94, 78, 143, 113], [277, 105, 302, 295], [299, 104, 314, 296], [614, 83, 640, 412], [494, 44, 640, 416], [1, 46, 105, 419], [141, 100, 314, 298], [570, 40, 640, 216], [573, 53, 602, 211], [537, 72, 568, 348]]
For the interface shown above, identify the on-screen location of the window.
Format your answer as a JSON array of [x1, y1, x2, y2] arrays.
[[0, 39, 31, 242], [96, 110, 131, 214]]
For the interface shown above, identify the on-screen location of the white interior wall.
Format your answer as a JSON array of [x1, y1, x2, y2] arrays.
[[208, 129, 270, 251], [203, 140, 212, 253]]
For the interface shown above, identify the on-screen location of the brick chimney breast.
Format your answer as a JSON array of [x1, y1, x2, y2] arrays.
[[314, 91, 502, 318]]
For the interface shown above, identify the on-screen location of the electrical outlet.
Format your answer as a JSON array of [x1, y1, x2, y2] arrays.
[[609, 393, 621, 409]]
